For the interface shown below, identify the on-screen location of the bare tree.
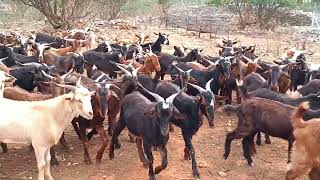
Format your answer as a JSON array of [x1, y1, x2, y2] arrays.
[[95, 0, 130, 20], [18, 0, 96, 29]]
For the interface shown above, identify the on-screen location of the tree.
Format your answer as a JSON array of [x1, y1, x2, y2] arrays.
[[18, 0, 96, 29]]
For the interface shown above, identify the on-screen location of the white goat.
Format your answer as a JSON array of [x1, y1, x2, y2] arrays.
[[0, 70, 16, 98], [0, 79, 94, 180]]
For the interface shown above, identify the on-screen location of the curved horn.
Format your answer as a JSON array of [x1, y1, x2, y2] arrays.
[[41, 70, 54, 80], [203, 58, 215, 66], [0, 57, 8, 62], [165, 90, 181, 104], [76, 77, 82, 88], [138, 82, 164, 102], [186, 69, 193, 75], [113, 62, 132, 77], [53, 83, 77, 92], [132, 66, 142, 77], [61, 68, 74, 79], [64, 38, 75, 42], [188, 82, 206, 93], [173, 65, 185, 74], [205, 78, 214, 92]]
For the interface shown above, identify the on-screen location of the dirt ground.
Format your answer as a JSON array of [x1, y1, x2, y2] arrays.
[[0, 25, 318, 180]]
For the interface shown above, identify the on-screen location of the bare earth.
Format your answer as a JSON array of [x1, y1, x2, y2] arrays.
[[0, 25, 317, 180]]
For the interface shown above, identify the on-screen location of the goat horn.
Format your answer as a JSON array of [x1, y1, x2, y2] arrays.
[[203, 58, 215, 65], [132, 66, 142, 78], [173, 65, 185, 74], [166, 90, 182, 104], [138, 82, 164, 103], [53, 83, 77, 92], [61, 68, 74, 79], [205, 78, 214, 92], [0, 57, 8, 62], [241, 55, 253, 63], [41, 70, 54, 80], [188, 82, 206, 93], [113, 62, 132, 77], [186, 69, 192, 75], [76, 77, 82, 88]]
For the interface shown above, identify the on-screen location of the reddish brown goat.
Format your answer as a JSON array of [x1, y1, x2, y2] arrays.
[[286, 102, 320, 180]]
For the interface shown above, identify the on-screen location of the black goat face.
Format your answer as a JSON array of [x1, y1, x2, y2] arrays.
[[219, 58, 231, 78], [199, 91, 215, 127], [269, 66, 281, 92], [156, 102, 173, 136], [158, 33, 169, 45], [74, 56, 85, 74], [173, 46, 184, 57]]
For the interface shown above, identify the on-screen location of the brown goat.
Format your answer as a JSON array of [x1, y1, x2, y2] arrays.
[[286, 102, 320, 180], [223, 97, 296, 165], [3, 87, 53, 101], [47, 39, 86, 56]]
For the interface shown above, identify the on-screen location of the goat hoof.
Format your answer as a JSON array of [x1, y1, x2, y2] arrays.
[[109, 153, 114, 160], [248, 162, 254, 166], [50, 159, 59, 166], [223, 154, 229, 160], [149, 175, 155, 180], [114, 143, 121, 149], [193, 173, 200, 180]]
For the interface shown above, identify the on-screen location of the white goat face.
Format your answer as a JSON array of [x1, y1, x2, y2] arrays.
[[73, 87, 94, 120]]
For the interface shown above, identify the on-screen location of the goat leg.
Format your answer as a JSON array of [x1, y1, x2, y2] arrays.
[[107, 114, 117, 137], [242, 136, 253, 166], [59, 132, 69, 150], [309, 166, 320, 180], [155, 146, 168, 175], [256, 132, 262, 146], [224, 131, 236, 159], [79, 124, 92, 164], [1, 143, 8, 153], [143, 142, 155, 180], [136, 138, 149, 168], [49, 146, 59, 166], [71, 121, 81, 139], [109, 118, 126, 159], [183, 133, 200, 179], [95, 126, 108, 163], [287, 138, 294, 163]]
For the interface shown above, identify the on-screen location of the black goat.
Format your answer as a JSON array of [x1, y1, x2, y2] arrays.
[[109, 84, 182, 180], [141, 32, 169, 53], [83, 51, 121, 78]]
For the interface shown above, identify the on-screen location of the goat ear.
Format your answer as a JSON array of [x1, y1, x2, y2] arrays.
[[64, 93, 74, 101], [144, 108, 157, 118], [174, 46, 178, 50], [195, 95, 205, 105], [173, 107, 186, 120], [110, 90, 120, 100], [219, 50, 222, 56]]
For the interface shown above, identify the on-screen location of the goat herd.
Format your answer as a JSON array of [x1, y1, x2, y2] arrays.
[[0, 29, 320, 180]]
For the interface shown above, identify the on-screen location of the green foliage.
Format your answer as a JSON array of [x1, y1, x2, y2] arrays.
[[207, 0, 231, 6]]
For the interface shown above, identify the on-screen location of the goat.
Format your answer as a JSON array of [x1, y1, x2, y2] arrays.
[[286, 102, 320, 180], [0, 81, 94, 180], [35, 32, 66, 48], [43, 52, 85, 74], [141, 32, 169, 53], [173, 46, 186, 57], [48, 38, 86, 56], [109, 83, 182, 179], [157, 48, 203, 80]]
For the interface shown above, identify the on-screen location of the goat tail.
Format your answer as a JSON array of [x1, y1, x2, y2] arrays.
[[222, 104, 240, 115], [291, 101, 309, 129]]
